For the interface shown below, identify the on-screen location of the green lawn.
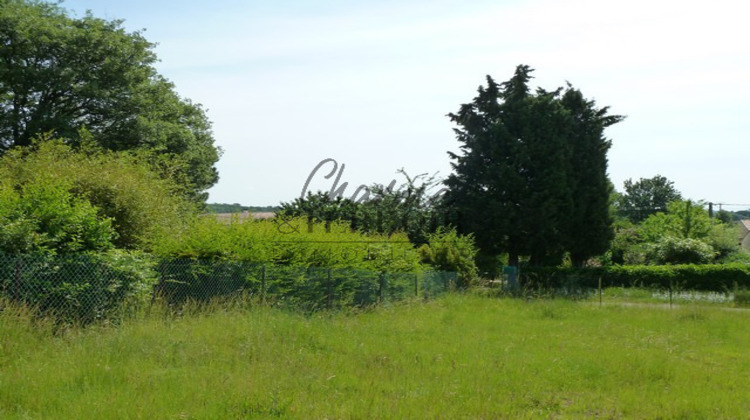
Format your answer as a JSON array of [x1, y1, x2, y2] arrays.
[[1, 295, 749, 418]]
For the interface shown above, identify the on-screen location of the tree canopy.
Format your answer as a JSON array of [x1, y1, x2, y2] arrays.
[[0, 0, 220, 201], [279, 170, 445, 245], [443, 65, 623, 267], [610, 199, 742, 265], [617, 175, 682, 223]]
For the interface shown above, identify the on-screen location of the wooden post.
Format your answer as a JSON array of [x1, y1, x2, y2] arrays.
[[414, 273, 419, 297], [598, 276, 602, 307]]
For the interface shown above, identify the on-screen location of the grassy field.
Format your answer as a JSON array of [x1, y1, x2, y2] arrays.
[[1, 294, 749, 419]]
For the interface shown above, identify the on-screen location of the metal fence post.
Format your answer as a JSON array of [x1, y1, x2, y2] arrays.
[[261, 265, 267, 305], [378, 272, 385, 303], [669, 281, 673, 308], [326, 268, 333, 309], [414, 273, 419, 297], [14, 256, 22, 301]]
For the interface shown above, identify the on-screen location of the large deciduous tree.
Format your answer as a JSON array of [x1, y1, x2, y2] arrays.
[[0, 0, 220, 202], [444, 65, 623, 268], [618, 175, 682, 223]]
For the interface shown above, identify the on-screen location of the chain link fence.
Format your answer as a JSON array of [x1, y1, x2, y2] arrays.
[[0, 253, 456, 324]]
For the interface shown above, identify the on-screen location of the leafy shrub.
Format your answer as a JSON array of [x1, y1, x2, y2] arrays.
[[0, 251, 157, 324], [647, 237, 716, 265], [734, 289, 750, 308], [418, 227, 478, 288], [152, 215, 423, 273], [149, 216, 428, 308], [0, 176, 116, 254], [710, 223, 745, 262], [0, 140, 193, 251]]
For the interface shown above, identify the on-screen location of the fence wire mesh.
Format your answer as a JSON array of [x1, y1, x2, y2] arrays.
[[0, 253, 456, 324]]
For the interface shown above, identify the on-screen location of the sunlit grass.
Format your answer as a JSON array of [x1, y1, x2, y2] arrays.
[[593, 286, 740, 306], [2, 295, 749, 418]]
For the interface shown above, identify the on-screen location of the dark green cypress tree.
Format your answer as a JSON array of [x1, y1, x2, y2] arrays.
[[444, 71, 518, 265], [444, 65, 623, 269], [445, 65, 572, 267], [560, 87, 624, 266]]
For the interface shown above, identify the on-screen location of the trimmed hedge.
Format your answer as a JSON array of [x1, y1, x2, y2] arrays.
[[521, 263, 750, 292]]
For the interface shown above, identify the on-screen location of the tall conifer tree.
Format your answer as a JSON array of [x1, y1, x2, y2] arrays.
[[444, 65, 623, 267]]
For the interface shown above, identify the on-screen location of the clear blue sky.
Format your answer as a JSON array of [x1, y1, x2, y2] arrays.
[[63, 0, 750, 210]]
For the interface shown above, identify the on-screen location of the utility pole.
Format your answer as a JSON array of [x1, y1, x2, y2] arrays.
[[683, 200, 692, 238], [708, 202, 714, 219]]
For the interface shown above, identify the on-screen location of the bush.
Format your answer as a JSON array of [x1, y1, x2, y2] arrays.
[[647, 237, 716, 265], [0, 140, 193, 251], [734, 289, 750, 308], [0, 176, 116, 254], [418, 227, 478, 288], [0, 251, 157, 324], [152, 215, 423, 273]]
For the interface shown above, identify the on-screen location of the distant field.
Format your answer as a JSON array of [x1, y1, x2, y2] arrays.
[[2, 295, 749, 418]]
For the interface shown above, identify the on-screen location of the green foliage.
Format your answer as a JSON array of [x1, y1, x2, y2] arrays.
[[609, 219, 644, 265], [0, 0, 220, 201], [617, 175, 682, 223], [153, 261, 440, 310], [418, 227, 479, 287], [0, 140, 193, 250], [521, 263, 750, 292], [719, 249, 750, 264], [150, 215, 440, 309], [444, 65, 623, 267], [0, 251, 157, 324], [734, 289, 750, 307], [152, 215, 423, 273], [280, 170, 445, 245], [715, 209, 734, 224], [280, 192, 361, 233], [560, 87, 620, 267], [610, 199, 745, 265], [638, 200, 712, 242], [0, 174, 116, 254], [206, 203, 279, 213], [646, 237, 715, 265], [707, 222, 743, 262]]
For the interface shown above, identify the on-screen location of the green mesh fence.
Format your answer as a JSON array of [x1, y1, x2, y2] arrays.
[[0, 253, 456, 323], [0, 252, 157, 324]]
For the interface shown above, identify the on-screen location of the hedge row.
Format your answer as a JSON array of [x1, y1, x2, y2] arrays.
[[520, 263, 750, 292]]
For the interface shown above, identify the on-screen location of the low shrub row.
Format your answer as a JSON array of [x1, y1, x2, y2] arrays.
[[521, 263, 750, 292]]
